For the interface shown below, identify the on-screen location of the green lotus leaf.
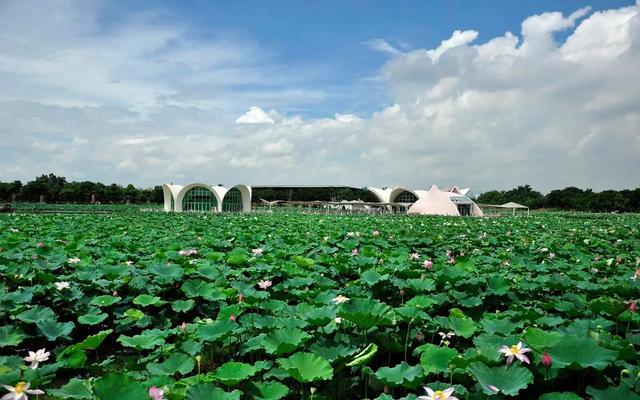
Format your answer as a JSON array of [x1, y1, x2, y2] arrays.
[[132, 294, 164, 306], [340, 298, 393, 329], [277, 352, 333, 383], [262, 328, 311, 355], [360, 270, 385, 285], [468, 362, 533, 396], [0, 326, 26, 347], [547, 336, 617, 370], [524, 328, 564, 351], [480, 317, 522, 336], [211, 361, 257, 386], [304, 306, 336, 326], [78, 313, 108, 325], [117, 332, 165, 350], [90, 295, 121, 307], [374, 362, 425, 388], [448, 316, 478, 338], [539, 393, 584, 400], [47, 378, 93, 399], [405, 278, 436, 292], [16, 306, 55, 324], [196, 319, 236, 342], [37, 319, 74, 341], [246, 381, 290, 400], [124, 308, 145, 320], [171, 299, 195, 313], [487, 276, 510, 295], [75, 329, 112, 350], [227, 250, 248, 266], [293, 255, 314, 268], [147, 353, 194, 376], [417, 344, 458, 374], [93, 373, 148, 400], [181, 279, 225, 300], [586, 385, 640, 400], [404, 295, 439, 309], [148, 263, 183, 282], [186, 384, 241, 400]]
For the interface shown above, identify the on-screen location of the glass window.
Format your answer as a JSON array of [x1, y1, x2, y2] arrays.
[[222, 188, 243, 212], [394, 191, 418, 204], [182, 186, 217, 212]]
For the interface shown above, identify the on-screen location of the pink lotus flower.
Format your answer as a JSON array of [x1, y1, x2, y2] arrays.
[[238, 294, 245, 303], [423, 260, 433, 269], [230, 314, 236, 321], [630, 301, 637, 313], [418, 386, 458, 400], [399, 289, 405, 296], [541, 352, 552, 368], [372, 230, 380, 236], [548, 253, 556, 260], [258, 280, 272, 290], [36, 242, 45, 248], [149, 386, 164, 400], [447, 257, 456, 264], [178, 249, 198, 257], [499, 341, 532, 364], [252, 247, 263, 256], [351, 248, 359, 256], [181, 322, 187, 334], [410, 253, 420, 260]]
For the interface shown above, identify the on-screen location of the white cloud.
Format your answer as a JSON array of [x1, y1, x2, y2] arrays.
[[363, 39, 404, 56], [236, 106, 275, 124], [427, 30, 479, 61]]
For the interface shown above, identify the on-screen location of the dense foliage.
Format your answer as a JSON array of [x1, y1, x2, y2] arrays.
[[1, 210, 640, 399], [476, 185, 640, 212]]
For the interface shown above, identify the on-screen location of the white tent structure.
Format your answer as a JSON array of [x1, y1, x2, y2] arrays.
[[407, 185, 484, 217], [481, 201, 530, 216]]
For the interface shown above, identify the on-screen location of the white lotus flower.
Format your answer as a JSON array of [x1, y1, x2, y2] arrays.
[[331, 295, 350, 305], [67, 257, 80, 264], [252, 247, 263, 256], [499, 341, 532, 364], [1, 382, 44, 400], [54, 281, 70, 291], [418, 386, 458, 400], [24, 348, 50, 369]]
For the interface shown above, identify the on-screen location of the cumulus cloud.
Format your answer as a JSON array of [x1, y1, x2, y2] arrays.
[[236, 106, 275, 124], [0, 1, 638, 191]]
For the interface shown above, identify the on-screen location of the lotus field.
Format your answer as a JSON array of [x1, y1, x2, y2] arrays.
[[2, 210, 640, 400]]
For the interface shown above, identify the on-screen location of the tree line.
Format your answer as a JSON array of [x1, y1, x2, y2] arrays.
[[0, 174, 163, 204], [1, 175, 639, 212], [476, 185, 640, 213]]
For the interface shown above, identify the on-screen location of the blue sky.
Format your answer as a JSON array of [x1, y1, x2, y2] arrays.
[[101, 0, 634, 117], [0, 0, 638, 190]]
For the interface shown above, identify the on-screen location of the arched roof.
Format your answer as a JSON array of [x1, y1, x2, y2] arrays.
[[366, 187, 392, 203], [162, 184, 183, 212], [389, 187, 420, 203], [223, 184, 252, 212], [175, 183, 222, 213]]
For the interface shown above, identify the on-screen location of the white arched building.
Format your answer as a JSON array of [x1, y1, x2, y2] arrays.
[[162, 183, 252, 213], [366, 185, 482, 216]]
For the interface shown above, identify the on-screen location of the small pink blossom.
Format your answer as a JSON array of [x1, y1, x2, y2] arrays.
[[230, 314, 236, 321], [149, 386, 165, 400], [423, 260, 433, 269], [630, 301, 637, 313], [331, 295, 350, 305], [447, 257, 456, 265], [258, 280, 272, 290], [351, 248, 359, 256], [541, 352, 552, 368], [36, 242, 45, 248], [372, 230, 380, 236], [178, 249, 198, 257], [238, 294, 245, 303], [181, 322, 187, 334], [252, 247, 264, 256], [410, 253, 420, 261], [548, 253, 556, 260]]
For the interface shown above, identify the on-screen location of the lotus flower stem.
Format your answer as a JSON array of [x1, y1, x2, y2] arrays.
[[404, 319, 414, 363]]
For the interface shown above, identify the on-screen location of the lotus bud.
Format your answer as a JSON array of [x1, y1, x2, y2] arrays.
[[630, 301, 637, 313], [112, 290, 118, 296], [309, 387, 317, 394], [399, 289, 405, 296], [181, 322, 187, 333], [230, 314, 236, 321], [238, 294, 244, 303], [541, 352, 552, 368]]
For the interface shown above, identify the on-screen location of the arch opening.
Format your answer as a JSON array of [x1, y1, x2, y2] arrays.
[[393, 190, 418, 204], [222, 187, 243, 212], [182, 186, 218, 212]]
